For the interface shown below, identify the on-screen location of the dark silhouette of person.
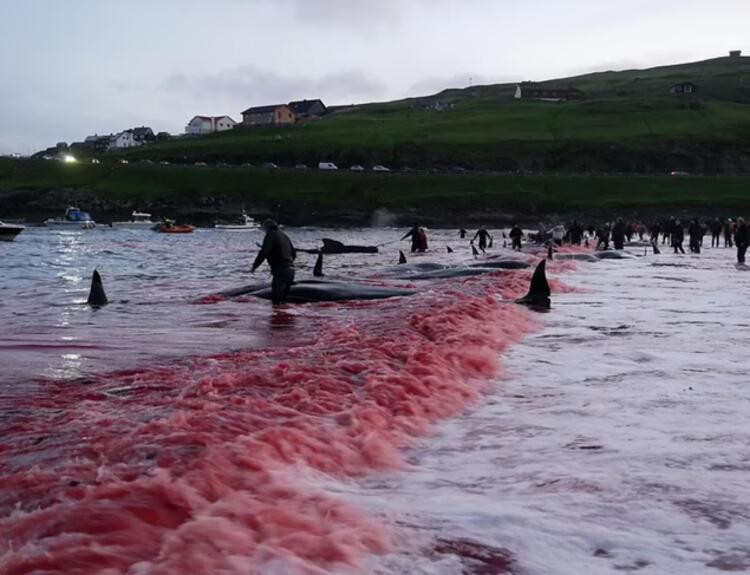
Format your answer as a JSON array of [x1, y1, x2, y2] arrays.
[[252, 219, 296, 304], [472, 226, 493, 253], [596, 223, 610, 250], [569, 220, 583, 245], [612, 218, 626, 250], [672, 220, 685, 254], [724, 219, 734, 248], [688, 219, 702, 254], [459, 228, 467, 239], [509, 224, 523, 251], [710, 217, 722, 248], [735, 217, 748, 264], [402, 222, 427, 252]]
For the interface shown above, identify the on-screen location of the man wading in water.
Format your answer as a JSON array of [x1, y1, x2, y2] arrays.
[[252, 219, 296, 304]]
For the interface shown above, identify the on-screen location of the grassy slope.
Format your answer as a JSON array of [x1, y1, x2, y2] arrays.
[[3, 158, 750, 221], [105, 56, 750, 169]]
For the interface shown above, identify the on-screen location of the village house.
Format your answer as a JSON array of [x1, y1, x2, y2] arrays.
[[241, 104, 296, 126], [108, 131, 138, 150], [288, 99, 327, 120], [514, 83, 585, 102], [185, 115, 237, 135], [130, 127, 155, 144], [670, 82, 697, 95], [84, 134, 114, 153], [729, 50, 742, 58]]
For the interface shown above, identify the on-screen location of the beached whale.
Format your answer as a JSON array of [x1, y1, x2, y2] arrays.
[[552, 253, 599, 262], [469, 260, 530, 270], [515, 260, 550, 310], [319, 238, 378, 254], [250, 280, 416, 303], [595, 250, 634, 260]]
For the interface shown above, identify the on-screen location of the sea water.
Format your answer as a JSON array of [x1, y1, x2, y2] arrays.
[[1, 228, 747, 574]]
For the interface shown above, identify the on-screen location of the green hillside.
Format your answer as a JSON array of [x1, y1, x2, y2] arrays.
[[103, 55, 750, 173]]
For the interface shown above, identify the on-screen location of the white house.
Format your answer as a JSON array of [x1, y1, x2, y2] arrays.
[[108, 131, 138, 150], [185, 115, 237, 135]]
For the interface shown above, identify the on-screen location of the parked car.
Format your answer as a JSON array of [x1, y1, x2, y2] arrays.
[[262, 162, 279, 169], [318, 162, 338, 170], [349, 165, 364, 171], [118, 159, 129, 164], [670, 171, 690, 177], [195, 161, 208, 167], [90, 158, 100, 164], [372, 165, 390, 172], [159, 161, 170, 165], [295, 164, 308, 170]]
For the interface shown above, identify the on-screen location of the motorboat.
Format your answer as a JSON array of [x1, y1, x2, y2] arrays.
[[214, 212, 260, 231], [112, 211, 155, 229], [0, 221, 25, 241], [153, 219, 195, 234], [45, 207, 96, 229]]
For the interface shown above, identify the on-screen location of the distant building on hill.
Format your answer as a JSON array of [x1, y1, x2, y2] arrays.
[[241, 104, 296, 126], [670, 82, 697, 95], [109, 131, 138, 149], [129, 127, 155, 144], [514, 83, 584, 102], [185, 115, 237, 135], [288, 99, 326, 119], [729, 50, 742, 58]]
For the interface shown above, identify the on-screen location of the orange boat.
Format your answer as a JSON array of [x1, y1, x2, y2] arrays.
[[155, 223, 195, 234]]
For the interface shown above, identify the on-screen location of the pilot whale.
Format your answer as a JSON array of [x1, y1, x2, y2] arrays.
[[87, 270, 108, 307], [515, 260, 551, 310]]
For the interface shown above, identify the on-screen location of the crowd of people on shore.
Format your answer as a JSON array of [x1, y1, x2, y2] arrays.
[[528, 216, 750, 264]]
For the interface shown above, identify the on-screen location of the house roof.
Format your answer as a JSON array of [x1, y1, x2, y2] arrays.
[[130, 127, 154, 137], [519, 83, 583, 93], [288, 99, 325, 114], [190, 115, 236, 123], [241, 104, 289, 115]]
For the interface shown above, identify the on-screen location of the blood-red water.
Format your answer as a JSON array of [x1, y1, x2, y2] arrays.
[[0, 268, 552, 574]]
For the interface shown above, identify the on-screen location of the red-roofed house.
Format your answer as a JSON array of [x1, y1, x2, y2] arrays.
[[185, 115, 237, 135]]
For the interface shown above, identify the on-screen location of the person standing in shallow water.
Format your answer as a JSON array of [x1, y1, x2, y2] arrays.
[[688, 219, 703, 254], [509, 224, 523, 251], [252, 219, 296, 305], [402, 222, 427, 252], [472, 226, 493, 253], [710, 217, 722, 248], [735, 217, 749, 264], [672, 220, 685, 254], [611, 218, 626, 250]]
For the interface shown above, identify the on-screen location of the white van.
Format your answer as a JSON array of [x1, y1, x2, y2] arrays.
[[318, 162, 338, 170]]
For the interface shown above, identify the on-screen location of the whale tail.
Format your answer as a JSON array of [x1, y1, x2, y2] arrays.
[[471, 244, 479, 257], [446, 246, 454, 253], [515, 260, 550, 311], [87, 270, 108, 307], [547, 244, 554, 260], [398, 250, 407, 264]]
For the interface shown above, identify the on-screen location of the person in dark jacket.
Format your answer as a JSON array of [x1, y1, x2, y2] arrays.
[[611, 218, 626, 250], [459, 228, 467, 239], [688, 219, 702, 253], [735, 217, 748, 264], [672, 220, 685, 254], [596, 223, 610, 250], [568, 220, 583, 245], [509, 224, 523, 251], [252, 219, 296, 304], [402, 222, 428, 252], [710, 218, 722, 248], [471, 226, 493, 253], [724, 219, 734, 248]]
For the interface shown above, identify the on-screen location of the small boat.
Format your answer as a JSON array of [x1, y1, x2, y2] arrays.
[[112, 211, 155, 229], [0, 221, 25, 241], [153, 219, 195, 234], [45, 207, 96, 229], [214, 212, 260, 231]]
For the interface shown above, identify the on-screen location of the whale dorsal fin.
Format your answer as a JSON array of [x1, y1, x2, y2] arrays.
[[87, 270, 108, 307], [446, 246, 453, 253], [399, 250, 407, 264], [313, 252, 324, 277]]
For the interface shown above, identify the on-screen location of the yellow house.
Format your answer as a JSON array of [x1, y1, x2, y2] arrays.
[[241, 104, 296, 126]]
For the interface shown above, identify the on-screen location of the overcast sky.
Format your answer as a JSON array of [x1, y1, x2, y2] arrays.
[[1, 0, 748, 154]]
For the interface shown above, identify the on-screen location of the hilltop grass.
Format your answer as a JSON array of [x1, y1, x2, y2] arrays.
[[3, 158, 750, 222]]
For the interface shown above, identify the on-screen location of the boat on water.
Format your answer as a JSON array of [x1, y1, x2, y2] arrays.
[[153, 219, 195, 234], [112, 211, 155, 229], [214, 212, 260, 231], [45, 207, 96, 229], [0, 221, 25, 241]]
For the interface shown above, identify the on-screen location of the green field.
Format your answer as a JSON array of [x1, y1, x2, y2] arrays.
[[3, 158, 750, 225], [93, 56, 750, 172]]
